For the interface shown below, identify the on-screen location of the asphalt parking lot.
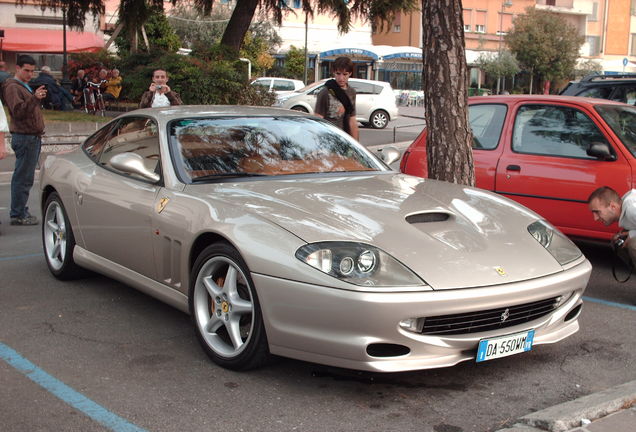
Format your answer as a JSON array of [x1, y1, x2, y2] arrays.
[[1, 161, 635, 432]]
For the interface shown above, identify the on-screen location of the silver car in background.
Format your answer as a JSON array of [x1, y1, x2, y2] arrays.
[[274, 78, 399, 129], [40, 106, 590, 372], [250, 77, 305, 95]]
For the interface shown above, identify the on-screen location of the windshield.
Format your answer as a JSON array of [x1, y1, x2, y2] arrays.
[[169, 116, 386, 183], [595, 105, 636, 157]]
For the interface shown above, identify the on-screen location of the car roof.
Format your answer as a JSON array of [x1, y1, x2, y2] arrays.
[[129, 105, 313, 120], [468, 94, 630, 107]]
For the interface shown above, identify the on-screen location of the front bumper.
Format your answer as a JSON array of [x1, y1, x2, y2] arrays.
[[253, 259, 591, 372]]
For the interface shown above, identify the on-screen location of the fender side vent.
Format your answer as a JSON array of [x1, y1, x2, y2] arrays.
[[406, 212, 449, 224]]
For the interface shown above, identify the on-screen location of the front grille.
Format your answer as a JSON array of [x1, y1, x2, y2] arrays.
[[420, 297, 561, 336]]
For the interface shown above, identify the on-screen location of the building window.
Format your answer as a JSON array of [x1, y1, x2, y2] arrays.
[[588, 3, 598, 21], [463, 9, 472, 31], [393, 25, 401, 32], [475, 10, 486, 34], [631, 34, 636, 56], [586, 36, 600, 56], [546, 0, 556, 5], [293, 0, 301, 8], [15, 15, 63, 25], [632, 0, 636, 16]]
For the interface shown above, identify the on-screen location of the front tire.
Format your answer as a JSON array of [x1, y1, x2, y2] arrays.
[[291, 105, 309, 113], [42, 192, 84, 280], [370, 110, 389, 129], [190, 243, 269, 370]]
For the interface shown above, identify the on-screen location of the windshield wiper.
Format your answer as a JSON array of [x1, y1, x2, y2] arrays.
[[191, 172, 268, 182]]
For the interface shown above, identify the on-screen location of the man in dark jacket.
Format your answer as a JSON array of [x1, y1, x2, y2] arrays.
[[2, 55, 47, 225], [30, 66, 63, 110]]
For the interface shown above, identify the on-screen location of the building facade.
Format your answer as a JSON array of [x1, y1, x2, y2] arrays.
[[0, 0, 104, 73]]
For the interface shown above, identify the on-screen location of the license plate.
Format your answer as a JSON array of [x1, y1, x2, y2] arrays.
[[476, 329, 535, 362]]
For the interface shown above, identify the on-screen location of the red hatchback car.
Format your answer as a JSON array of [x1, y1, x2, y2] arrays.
[[400, 95, 636, 241]]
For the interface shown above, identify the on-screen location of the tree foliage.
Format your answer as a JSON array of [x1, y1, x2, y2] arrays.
[[505, 8, 584, 88], [115, 5, 182, 54], [475, 51, 520, 80], [17, 0, 104, 29], [220, 0, 419, 50]]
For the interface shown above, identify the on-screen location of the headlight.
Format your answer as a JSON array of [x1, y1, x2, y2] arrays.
[[528, 220, 582, 265], [295, 242, 425, 287], [273, 95, 292, 106]]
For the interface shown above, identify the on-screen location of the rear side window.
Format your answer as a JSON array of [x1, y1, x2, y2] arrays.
[[468, 104, 507, 150], [577, 87, 612, 99], [273, 80, 295, 91], [512, 104, 609, 159], [350, 81, 376, 95]]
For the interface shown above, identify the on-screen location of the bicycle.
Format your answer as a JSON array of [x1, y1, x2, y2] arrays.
[[83, 80, 106, 116]]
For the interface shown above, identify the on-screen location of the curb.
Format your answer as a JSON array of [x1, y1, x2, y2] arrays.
[[496, 380, 636, 432]]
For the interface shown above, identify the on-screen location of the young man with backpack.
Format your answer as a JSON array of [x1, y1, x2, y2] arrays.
[[314, 56, 359, 141]]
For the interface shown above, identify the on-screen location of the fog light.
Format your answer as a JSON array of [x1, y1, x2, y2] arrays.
[[399, 318, 423, 333]]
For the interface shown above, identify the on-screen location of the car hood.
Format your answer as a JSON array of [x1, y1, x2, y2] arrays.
[[188, 173, 568, 290]]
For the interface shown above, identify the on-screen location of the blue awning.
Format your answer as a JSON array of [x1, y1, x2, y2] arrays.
[[382, 52, 422, 60], [319, 48, 379, 60]]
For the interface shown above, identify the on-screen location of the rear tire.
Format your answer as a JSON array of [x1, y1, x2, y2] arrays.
[[190, 243, 269, 370], [291, 105, 309, 113], [42, 192, 84, 280], [370, 110, 389, 129]]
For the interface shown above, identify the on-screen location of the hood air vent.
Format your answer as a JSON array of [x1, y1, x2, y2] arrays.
[[406, 212, 450, 224]]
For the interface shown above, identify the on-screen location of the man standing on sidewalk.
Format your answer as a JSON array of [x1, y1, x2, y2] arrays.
[[1, 55, 47, 226]]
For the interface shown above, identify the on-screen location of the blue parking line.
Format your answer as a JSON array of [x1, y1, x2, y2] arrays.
[[583, 296, 636, 312], [0, 253, 44, 261], [0, 343, 149, 432]]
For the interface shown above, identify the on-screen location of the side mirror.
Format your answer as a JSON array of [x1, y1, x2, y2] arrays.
[[378, 145, 401, 166], [587, 142, 616, 161], [110, 152, 161, 183]]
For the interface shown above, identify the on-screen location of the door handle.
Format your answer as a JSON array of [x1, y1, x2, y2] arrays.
[[506, 164, 521, 171]]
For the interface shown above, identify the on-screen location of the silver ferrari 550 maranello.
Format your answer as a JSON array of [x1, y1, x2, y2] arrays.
[[39, 106, 591, 372]]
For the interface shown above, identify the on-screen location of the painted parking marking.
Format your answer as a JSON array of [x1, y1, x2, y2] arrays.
[[0, 343, 149, 432], [0, 253, 44, 262], [583, 296, 636, 312]]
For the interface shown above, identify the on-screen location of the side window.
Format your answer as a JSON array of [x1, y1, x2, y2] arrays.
[[98, 116, 161, 180], [252, 79, 271, 90], [468, 104, 507, 150], [349, 81, 375, 95], [578, 87, 612, 99], [308, 85, 324, 95], [82, 121, 120, 161], [611, 86, 636, 105], [273, 80, 295, 91], [512, 105, 609, 159]]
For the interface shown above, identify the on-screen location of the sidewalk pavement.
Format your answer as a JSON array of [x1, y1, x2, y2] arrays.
[[495, 380, 636, 432]]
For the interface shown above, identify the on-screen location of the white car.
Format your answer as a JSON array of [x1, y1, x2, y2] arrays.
[[250, 77, 305, 95], [274, 78, 399, 129]]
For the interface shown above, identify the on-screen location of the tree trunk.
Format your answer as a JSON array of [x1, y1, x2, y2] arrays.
[[422, 0, 475, 186], [220, 0, 260, 51]]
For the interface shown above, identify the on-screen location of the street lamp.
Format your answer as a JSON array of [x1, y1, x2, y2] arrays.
[[496, 0, 512, 95], [61, 7, 71, 90]]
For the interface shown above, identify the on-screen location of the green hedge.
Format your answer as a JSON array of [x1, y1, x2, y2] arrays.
[[71, 47, 276, 107]]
